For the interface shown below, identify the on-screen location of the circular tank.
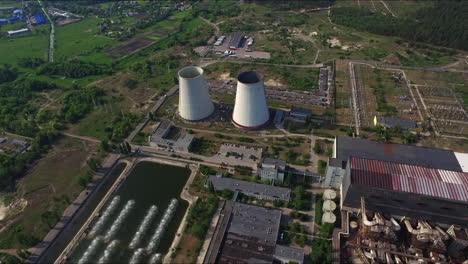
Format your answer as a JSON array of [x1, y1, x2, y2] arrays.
[[323, 200, 337, 212], [232, 71, 270, 129], [323, 189, 337, 200], [322, 212, 337, 224], [178, 66, 214, 121]]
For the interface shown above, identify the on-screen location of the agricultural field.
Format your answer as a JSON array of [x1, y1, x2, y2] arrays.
[[0, 25, 49, 65], [0, 136, 99, 249], [54, 18, 117, 63]]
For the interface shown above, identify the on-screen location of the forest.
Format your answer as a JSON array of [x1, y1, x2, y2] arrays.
[[331, 1, 467, 50]]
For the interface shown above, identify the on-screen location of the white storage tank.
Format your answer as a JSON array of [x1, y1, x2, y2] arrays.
[[178, 66, 214, 121], [232, 71, 269, 129]]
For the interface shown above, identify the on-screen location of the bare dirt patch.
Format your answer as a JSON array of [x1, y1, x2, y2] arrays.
[[106, 37, 155, 58], [172, 234, 201, 264]]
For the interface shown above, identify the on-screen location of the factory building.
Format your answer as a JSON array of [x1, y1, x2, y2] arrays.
[[374, 115, 417, 131], [208, 202, 304, 264], [232, 71, 270, 130], [323, 136, 467, 189], [259, 158, 286, 183], [177, 66, 214, 121], [207, 175, 290, 201], [341, 156, 468, 227], [149, 120, 193, 153]]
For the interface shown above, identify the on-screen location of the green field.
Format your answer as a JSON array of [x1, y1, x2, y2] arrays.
[[54, 18, 116, 63], [0, 25, 49, 65]]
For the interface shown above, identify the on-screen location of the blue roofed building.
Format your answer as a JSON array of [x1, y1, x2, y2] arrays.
[[0, 18, 8, 24], [8, 16, 19, 22], [13, 9, 23, 16], [31, 14, 46, 25]]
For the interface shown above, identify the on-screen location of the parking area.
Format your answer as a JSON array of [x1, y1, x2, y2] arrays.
[[212, 33, 271, 60], [210, 143, 263, 168], [207, 80, 330, 107]]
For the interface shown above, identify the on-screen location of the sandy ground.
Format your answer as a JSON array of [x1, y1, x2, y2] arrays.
[[0, 202, 6, 221]]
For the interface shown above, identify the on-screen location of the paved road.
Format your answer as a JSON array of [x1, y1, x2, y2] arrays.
[[37, 0, 54, 62]]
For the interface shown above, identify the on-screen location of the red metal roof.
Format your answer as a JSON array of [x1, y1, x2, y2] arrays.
[[350, 156, 468, 202]]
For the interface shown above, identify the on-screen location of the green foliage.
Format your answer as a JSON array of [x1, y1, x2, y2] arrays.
[[293, 186, 310, 211], [18, 57, 45, 69], [331, 2, 467, 50], [60, 86, 104, 123], [185, 196, 219, 239], [0, 65, 18, 84], [190, 137, 212, 155], [315, 194, 323, 225], [0, 253, 22, 264], [310, 238, 332, 264], [234, 165, 253, 176], [236, 137, 254, 143], [38, 60, 110, 78], [313, 142, 323, 154], [219, 189, 234, 200], [318, 160, 327, 175], [199, 165, 216, 176]]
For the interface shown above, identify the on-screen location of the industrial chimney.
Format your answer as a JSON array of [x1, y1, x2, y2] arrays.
[[232, 71, 270, 129], [178, 66, 214, 121]]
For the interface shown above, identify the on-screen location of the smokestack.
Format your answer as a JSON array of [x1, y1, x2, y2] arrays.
[[178, 66, 214, 121], [232, 71, 269, 129]]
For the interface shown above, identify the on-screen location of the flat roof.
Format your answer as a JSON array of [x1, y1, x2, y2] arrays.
[[274, 245, 304, 263], [455, 152, 468, 173], [376, 116, 417, 130], [262, 157, 286, 168], [208, 175, 291, 201], [349, 156, 468, 203], [336, 136, 463, 172], [229, 202, 281, 245]]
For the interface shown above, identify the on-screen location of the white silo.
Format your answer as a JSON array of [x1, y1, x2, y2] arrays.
[[178, 66, 214, 121], [232, 71, 270, 129]]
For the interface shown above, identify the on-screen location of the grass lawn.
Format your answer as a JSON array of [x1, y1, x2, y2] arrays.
[[0, 136, 98, 248], [68, 108, 115, 141], [54, 18, 116, 63], [170, 10, 192, 19], [0, 25, 49, 65]]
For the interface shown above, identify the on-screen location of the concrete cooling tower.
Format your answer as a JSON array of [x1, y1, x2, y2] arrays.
[[232, 71, 270, 129], [178, 66, 214, 121]]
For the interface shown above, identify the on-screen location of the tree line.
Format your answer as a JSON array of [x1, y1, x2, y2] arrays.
[[331, 1, 467, 51]]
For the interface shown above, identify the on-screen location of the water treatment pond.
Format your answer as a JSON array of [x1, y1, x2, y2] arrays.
[[67, 161, 190, 264]]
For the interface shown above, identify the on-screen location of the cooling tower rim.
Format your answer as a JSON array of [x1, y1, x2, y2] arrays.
[[231, 114, 270, 130], [178, 66, 204, 79], [237, 71, 263, 85]]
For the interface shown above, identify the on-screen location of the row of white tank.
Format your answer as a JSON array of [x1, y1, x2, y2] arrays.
[[178, 66, 270, 129]]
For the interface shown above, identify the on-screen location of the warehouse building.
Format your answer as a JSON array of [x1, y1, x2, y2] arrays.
[[341, 156, 468, 227], [229, 32, 245, 49], [207, 175, 290, 201], [214, 202, 304, 264]]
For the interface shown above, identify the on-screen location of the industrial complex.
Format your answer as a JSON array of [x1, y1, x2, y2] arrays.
[[4, 2, 467, 264]]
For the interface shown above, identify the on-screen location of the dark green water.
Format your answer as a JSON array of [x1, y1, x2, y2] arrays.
[[67, 161, 190, 263]]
